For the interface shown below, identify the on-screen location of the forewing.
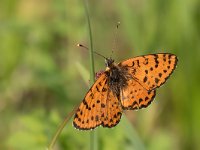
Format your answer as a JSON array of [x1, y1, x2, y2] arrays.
[[73, 73, 122, 130], [119, 53, 178, 90], [120, 79, 156, 110]]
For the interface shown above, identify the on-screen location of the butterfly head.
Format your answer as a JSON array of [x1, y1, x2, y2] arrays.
[[105, 57, 114, 68]]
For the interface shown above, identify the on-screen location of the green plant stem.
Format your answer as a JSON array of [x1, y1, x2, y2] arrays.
[[83, 0, 97, 150], [47, 105, 78, 150]]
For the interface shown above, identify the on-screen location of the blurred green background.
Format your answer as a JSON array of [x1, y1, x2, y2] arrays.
[[0, 0, 200, 150]]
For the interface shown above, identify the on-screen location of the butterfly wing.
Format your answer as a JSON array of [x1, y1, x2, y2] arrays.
[[73, 73, 122, 130], [118, 53, 178, 90], [101, 88, 122, 128], [120, 79, 156, 109]]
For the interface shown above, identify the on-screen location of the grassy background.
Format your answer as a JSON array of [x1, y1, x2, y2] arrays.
[[0, 0, 200, 149]]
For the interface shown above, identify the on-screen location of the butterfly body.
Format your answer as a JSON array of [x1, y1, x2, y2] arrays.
[[105, 58, 131, 99], [73, 53, 178, 130]]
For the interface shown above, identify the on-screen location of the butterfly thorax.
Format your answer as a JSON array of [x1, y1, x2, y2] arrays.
[[105, 58, 131, 99]]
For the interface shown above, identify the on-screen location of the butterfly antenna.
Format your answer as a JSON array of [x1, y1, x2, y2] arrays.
[[111, 21, 120, 58], [77, 44, 107, 59]]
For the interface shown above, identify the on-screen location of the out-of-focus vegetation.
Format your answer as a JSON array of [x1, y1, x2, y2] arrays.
[[0, 0, 200, 150]]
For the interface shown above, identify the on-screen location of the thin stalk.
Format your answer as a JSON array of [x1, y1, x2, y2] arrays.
[[47, 105, 79, 150], [82, 0, 97, 150], [47, 0, 97, 149]]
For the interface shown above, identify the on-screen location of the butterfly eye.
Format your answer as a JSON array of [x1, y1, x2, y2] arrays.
[[105, 59, 109, 67], [105, 58, 114, 67]]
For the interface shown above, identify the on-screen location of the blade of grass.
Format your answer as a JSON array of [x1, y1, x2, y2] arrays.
[[75, 62, 90, 85], [82, 0, 98, 150], [122, 116, 146, 150], [48, 0, 97, 149], [47, 105, 79, 150]]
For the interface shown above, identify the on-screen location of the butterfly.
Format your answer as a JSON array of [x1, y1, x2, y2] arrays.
[[73, 53, 178, 130]]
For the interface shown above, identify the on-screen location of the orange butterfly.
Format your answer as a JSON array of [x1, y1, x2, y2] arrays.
[[73, 53, 178, 130]]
